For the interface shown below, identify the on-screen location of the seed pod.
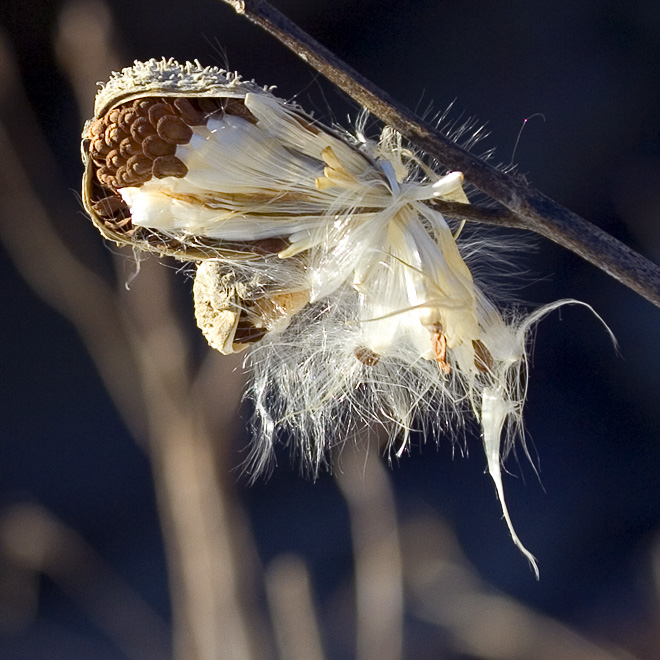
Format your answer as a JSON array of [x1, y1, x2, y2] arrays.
[[81, 58, 272, 259]]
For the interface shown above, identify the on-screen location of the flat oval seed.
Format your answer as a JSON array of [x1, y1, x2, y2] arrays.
[[473, 339, 494, 373], [173, 97, 207, 126], [234, 316, 268, 344], [148, 103, 173, 126], [143, 134, 176, 158], [153, 155, 188, 179], [198, 97, 222, 115], [118, 107, 138, 132], [96, 165, 112, 180], [89, 119, 106, 137], [99, 172, 117, 190], [92, 195, 127, 218], [130, 117, 155, 142], [126, 154, 152, 176], [91, 136, 110, 157], [249, 237, 291, 254], [133, 99, 153, 116], [106, 149, 125, 170], [107, 108, 121, 125], [115, 166, 135, 187], [157, 115, 193, 144], [119, 137, 141, 159], [104, 124, 126, 147], [224, 98, 258, 124], [354, 346, 380, 366]]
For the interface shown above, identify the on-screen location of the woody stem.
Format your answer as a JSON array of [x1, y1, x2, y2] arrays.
[[220, 0, 660, 309]]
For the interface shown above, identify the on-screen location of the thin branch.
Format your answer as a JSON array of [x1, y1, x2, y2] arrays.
[[0, 117, 149, 443], [121, 261, 260, 660], [220, 0, 660, 309], [402, 516, 635, 660], [428, 200, 526, 230]]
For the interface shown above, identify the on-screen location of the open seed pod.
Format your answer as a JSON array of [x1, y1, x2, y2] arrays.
[[81, 58, 290, 261], [82, 59, 321, 347]]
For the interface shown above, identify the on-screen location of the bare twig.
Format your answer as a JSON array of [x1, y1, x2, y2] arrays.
[[121, 261, 262, 660], [0, 110, 149, 443], [220, 0, 660, 309], [428, 199, 525, 230], [402, 516, 637, 660]]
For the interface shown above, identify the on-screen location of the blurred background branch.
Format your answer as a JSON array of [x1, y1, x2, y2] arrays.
[[335, 438, 403, 660], [0, 9, 266, 659], [0, 502, 170, 660]]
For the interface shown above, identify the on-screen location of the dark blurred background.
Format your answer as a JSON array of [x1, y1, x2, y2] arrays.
[[1, 0, 660, 659]]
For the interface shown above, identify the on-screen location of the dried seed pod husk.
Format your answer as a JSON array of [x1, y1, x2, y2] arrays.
[[193, 261, 310, 354], [81, 59, 280, 261]]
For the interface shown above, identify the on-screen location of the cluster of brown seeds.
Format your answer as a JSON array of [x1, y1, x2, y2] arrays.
[[89, 96, 199, 191], [87, 96, 253, 235]]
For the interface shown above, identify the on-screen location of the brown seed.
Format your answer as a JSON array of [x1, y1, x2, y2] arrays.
[[148, 102, 173, 126], [89, 118, 106, 137], [234, 316, 268, 344], [119, 136, 141, 159], [92, 195, 127, 218], [90, 136, 110, 158], [98, 170, 118, 190], [107, 108, 121, 125], [153, 155, 188, 178], [224, 98, 258, 123], [130, 116, 155, 142], [173, 97, 207, 125], [104, 124, 126, 147], [198, 97, 222, 115], [354, 346, 380, 366], [249, 237, 291, 255], [118, 107, 138, 132], [157, 115, 193, 144], [96, 165, 112, 181], [133, 99, 153, 116], [123, 167, 150, 187], [112, 216, 133, 230], [115, 166, 134, 187], [473, 339, 493, 373], [127, 154, 153, 177], [105, 149, 125, 170], [91, 155, 109, 170], [431, 327, 451, 374], [143, 134, 176, 158], [293, 111, 321, 135]]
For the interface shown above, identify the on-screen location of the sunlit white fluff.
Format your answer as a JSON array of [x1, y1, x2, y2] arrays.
[[111, 78, 591, 577]]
